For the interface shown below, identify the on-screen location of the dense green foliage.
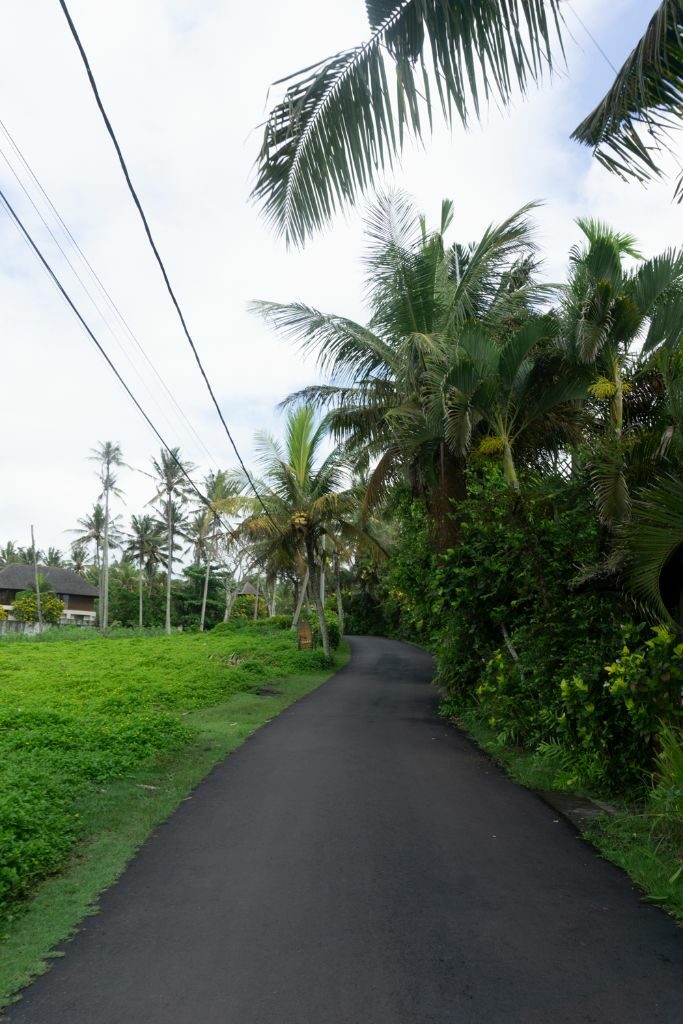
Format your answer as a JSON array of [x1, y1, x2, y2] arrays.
[[0, 625, 333, 918], [349, 470, 682, 795]]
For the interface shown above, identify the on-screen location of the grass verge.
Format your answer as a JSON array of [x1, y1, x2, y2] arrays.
[[446, 706, 683, 922], [0, 633, 349, 1008]]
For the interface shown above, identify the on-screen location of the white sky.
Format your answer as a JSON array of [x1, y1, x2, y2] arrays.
[[0, 0, 681, 554]]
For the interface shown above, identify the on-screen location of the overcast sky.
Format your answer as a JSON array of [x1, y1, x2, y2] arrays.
[[1, 0, 681, 556]]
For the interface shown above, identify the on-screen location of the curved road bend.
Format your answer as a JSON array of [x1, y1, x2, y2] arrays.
[[7, 637, 683, 1024]]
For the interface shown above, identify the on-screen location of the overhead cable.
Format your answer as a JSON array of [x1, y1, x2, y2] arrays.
[[57, 0, 278, 530], [0, 185, 236, 539]]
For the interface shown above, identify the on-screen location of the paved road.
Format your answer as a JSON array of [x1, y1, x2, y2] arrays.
[[7, 637, 683, 1023]]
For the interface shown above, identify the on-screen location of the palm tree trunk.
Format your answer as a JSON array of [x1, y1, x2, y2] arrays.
[[319, 558, 325, 606], [101, 489, 110, 633], [291, 568, 310, 629], [502, 443, 520, 490], [200, 555, 211, 632], [138, 560, 144, 628], [427, 446, 467, 552], [253, 576, 260, 621], [165, 503, 172, 636], [334, 550, 344, 633], [305, 536, 329, 658]]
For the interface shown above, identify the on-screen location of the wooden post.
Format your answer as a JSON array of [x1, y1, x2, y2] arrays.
[[31, 525, 43, 634]]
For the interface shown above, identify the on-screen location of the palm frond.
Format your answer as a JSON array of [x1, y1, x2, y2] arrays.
[[620, 475, 683, 623], [250, 300, 395, 381], [253, 1, 563, 244], [572, 1, 683, 201]]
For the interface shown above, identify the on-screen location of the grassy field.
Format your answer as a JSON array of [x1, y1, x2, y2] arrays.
[[0, 624, 348, 1006]]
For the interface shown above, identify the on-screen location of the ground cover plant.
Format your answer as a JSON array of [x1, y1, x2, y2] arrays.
[[0, 624, 347, 1003]]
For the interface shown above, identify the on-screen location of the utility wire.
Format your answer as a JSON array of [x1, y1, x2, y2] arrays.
[[565, 1, 683, 180], [0, 185, 237, 540], [0, 146, 183, 445], [0, 116, 221, 471], [564, 2, 619, 75], [57, 0, 279, 531]]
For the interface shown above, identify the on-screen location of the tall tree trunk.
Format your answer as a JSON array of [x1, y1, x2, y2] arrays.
[[319, 558, 325, 606], [223, 575, 233, 622], [333, 549, 344, 633], [200, 554, 211, 632], [101, 488, 110, 633], [306, 536, 329, 658], [138, 560, 144, 628], [31, 525, 43, 634], [165, 503, 172, 635], [253, 576, 260, 621], [427, 446, 467, 553], [291, 567, 310, 629]]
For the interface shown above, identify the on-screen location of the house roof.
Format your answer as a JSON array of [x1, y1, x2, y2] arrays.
[[237, 580, 258, 596], [0, 564, 99, 597]]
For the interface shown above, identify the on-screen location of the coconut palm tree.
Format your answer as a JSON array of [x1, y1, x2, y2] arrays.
[[126, 515, 166, 627], [195, 472, 242, 631], [0, 541, 19, 567], [252, 192, 547, 548], [89, 442, 125, 633], [150, 448, 195, 635], [238, 407, 357, 657], [71, 504, 106, 570], [69, 542, 89, 575]]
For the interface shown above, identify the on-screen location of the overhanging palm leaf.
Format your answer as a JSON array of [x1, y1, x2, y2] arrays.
[[572, 1, 683, 201], [619, 475, 683, 624], [253, 0, 563, 244]]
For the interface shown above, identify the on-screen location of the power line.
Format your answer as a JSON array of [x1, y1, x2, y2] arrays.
[[0, 185, 237, 541], [0, 116, 222, 471], [565, 2, 619, 75], [57, 0, 278, 531]]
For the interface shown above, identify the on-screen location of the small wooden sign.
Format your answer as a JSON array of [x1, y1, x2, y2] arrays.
[[297, 618, 313, 650]]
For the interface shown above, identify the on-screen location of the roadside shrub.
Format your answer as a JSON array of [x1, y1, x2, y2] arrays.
[[12, 592, 65, 625], [649, 723, 683, 851], [253, 615, 291, 630]]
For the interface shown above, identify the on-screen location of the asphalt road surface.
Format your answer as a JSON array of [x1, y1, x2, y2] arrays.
[[6, 636, 683, 1023]]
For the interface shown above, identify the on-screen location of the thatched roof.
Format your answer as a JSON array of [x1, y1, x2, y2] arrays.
[[237, 580, 258, 596], [0, 564, 99, 597]]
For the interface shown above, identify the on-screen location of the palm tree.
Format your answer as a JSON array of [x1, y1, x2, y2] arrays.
[[69, 542, 89, 575], [239, 407, 356, 657], [71, 504, 106, 569], [255, 2, 683, 243], [126, 515, 166, 627], [0, 541, 19, 567], [150, 448, 195, 635], [252, 192, 546, 548], [195, 472, 242, 631], [44, 547, 64, 567], [433, 316, 588, 490], [561, 220, 683, 525], [89, 442, 125, 633]]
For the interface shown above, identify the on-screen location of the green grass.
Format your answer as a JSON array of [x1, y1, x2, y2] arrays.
[[445, 705, 683, 922], [0, 626, 349, 1006], [584, 813, 683, 919]]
